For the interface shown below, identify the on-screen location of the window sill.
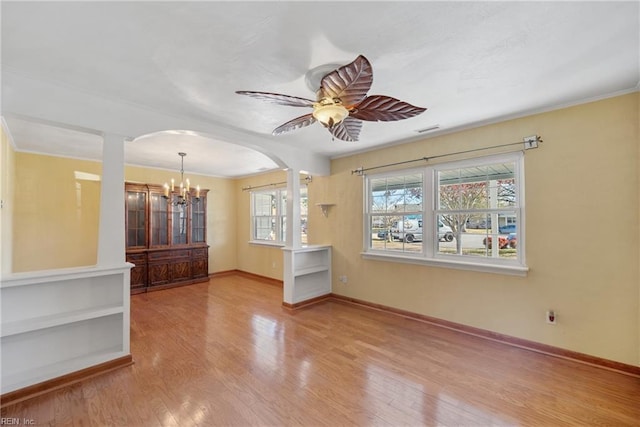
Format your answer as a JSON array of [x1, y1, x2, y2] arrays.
[[249, 240, 285, 248], [361, 251, 529, 276]]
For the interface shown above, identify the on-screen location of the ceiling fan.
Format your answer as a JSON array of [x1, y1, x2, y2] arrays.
[[236, 55, 427, 142]]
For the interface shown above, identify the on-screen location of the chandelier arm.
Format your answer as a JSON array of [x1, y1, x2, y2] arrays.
[[163, 152, 201, 205]]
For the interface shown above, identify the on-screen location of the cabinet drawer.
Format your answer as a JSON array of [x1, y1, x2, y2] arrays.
[[192, 248, 207, 259], [148, 250, 173, 261], [171, 249, 192, 259], [126, 253, 147, 264]]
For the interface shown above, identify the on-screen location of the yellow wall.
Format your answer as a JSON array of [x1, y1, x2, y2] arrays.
[[12, 154, 101, 272], [10, 155, 237, 274], [305, 174, 333, 246], [1, 124, 16, 275], [326, 93, 639, 366], [235, 171, 288, 280]]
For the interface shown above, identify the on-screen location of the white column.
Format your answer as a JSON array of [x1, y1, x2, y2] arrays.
[[285, 168, 302, 249], [283, 168, 301, 305], [97, 133, 126, 266]]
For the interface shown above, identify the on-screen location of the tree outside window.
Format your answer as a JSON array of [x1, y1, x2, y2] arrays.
[[364, 153, 525, 271], [250, 187, 308, 244]]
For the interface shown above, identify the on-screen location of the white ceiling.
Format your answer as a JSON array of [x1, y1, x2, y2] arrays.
[[2, 1, 639, 178]]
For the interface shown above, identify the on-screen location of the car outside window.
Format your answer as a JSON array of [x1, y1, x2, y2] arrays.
[[364, 153, 526, 274]]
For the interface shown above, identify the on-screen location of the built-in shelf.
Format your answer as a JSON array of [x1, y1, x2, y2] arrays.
[[294, 265, 330, 277], [1, 305, 124, 338], [283, 245, 332, 305], [1, 264, 131, 394], [1, 348, 125, 393], [315, 203, 335, 217]]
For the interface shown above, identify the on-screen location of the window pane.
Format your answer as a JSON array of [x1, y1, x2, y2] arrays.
[[254, 192, 275, 216], [437, 213, 517, 259], [280, 216, 286, 242], [370, 215, 396, 250], [370, 173, 422, 214], [438, 163, 515, 211], [367, 173, 422, 252], [438, 167, 489, 210], [369, 215, 422, 253], [300, 187, 308, 244], [254, 217, 274, 240], [494, 177, 517, 207]]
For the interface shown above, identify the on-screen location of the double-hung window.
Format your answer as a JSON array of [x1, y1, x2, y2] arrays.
[[368, 172, 424, 254], [364, 152, 526, 275], [250, 187, 308, 245]]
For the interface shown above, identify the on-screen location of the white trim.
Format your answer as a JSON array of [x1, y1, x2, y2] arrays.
[[249, 240, 284, 248], [362, 251, 529, 277], [1, 263, 133, 287], [363, 152, 526, 273]]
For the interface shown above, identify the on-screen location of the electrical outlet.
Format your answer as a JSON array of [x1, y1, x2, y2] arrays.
[[546, 310, 557, 325], [272, 261, 276, 269], [339, 275, 348, 284]]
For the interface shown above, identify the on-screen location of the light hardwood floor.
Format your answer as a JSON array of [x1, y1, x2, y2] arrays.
[[2, 274, 639, 426]]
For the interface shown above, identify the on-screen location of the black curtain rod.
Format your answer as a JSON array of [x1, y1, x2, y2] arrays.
[[351, 135, 542, 175]]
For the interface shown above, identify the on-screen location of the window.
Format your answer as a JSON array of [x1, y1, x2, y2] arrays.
[[364, 153, 526, 275], [250, 187, 308, 245], [368, 172, 423, 254]]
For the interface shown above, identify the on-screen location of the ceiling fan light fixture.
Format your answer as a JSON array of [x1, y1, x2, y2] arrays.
[[236, 55, 426, 141], [312, 102, 349, 128]]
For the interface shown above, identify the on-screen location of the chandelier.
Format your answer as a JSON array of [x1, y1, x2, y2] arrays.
[[163, 152, 200, 206]]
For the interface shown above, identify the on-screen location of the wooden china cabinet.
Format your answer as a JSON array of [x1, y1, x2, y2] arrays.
[[125, 182, 209, 294]]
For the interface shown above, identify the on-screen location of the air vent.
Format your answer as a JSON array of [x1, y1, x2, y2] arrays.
[[416, 125, 440, 133]]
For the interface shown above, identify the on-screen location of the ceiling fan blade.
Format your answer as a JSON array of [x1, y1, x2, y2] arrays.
[[349, 95, 427, 122], [327, 117, 362, 142], [319, 55, 373, 107], [236, 91, 315, 108], [272, 113, 317, 136]]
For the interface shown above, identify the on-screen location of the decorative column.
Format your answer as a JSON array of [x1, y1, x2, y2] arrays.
[[282, 168, 332, 308], [97, 133, 126, 266]]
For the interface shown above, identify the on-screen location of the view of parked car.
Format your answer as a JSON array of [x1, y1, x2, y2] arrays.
[[483, 232, 517, 249], [498, 224, 517, 233], [466, 218, 491, 229], [390, 219, 454, 243]]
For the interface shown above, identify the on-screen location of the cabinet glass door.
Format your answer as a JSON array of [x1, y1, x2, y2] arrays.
[[172, 198, 188, 245], [126, 191, 146, 248], [191, 196, 205, 243], [150, 193, 169, 246]]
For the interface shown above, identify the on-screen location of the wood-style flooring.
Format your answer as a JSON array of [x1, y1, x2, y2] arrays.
[[2, 274, 639, 426]]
